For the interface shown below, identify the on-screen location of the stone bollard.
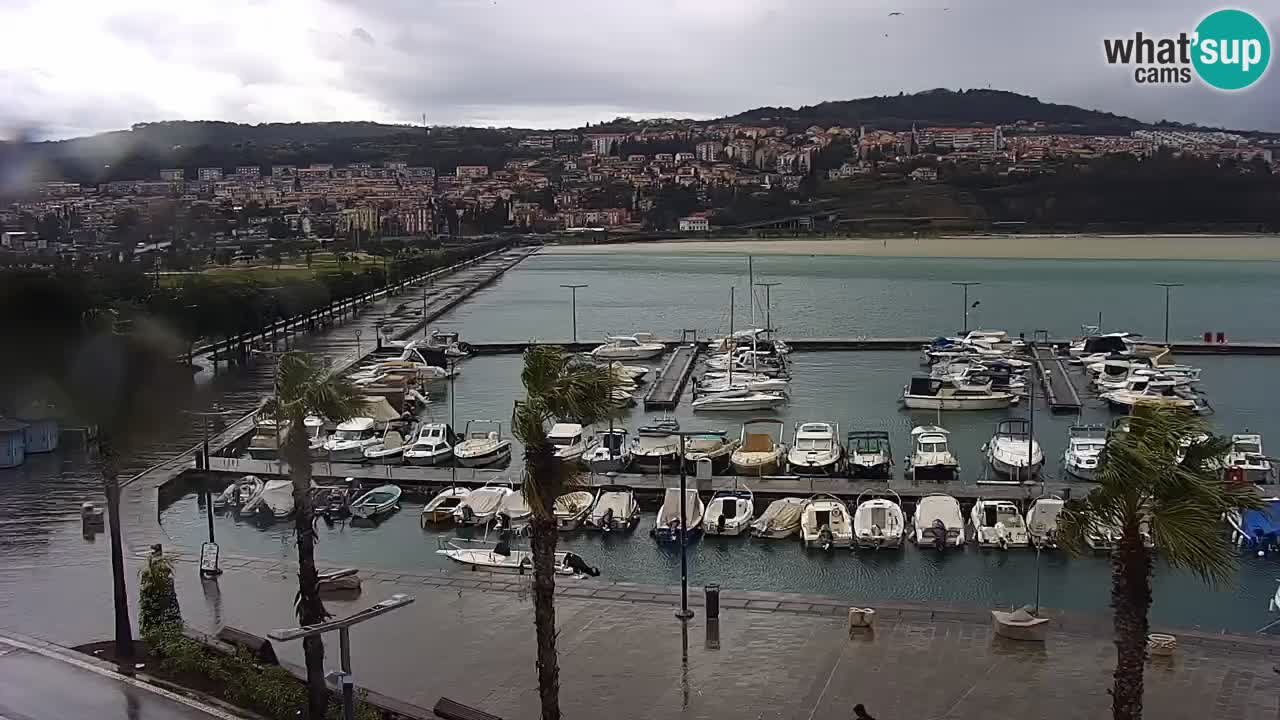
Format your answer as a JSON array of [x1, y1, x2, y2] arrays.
[[848, 607, 876, 636], [1148, 633, 1177, 657]]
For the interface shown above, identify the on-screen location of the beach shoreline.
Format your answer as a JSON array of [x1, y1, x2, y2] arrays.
[[540, 234, 1280, 260]]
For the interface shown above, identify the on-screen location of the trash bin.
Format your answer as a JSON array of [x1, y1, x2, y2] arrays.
[[705, 584, 720, 619]]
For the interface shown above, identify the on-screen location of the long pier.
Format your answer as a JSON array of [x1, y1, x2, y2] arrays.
[[643, 344, 699, 409], [1031, 345, 1083, 413]]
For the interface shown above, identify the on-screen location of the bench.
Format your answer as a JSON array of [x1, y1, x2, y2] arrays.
[[433, 697, 505, 720]]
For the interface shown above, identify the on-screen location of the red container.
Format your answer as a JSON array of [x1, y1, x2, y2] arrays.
[[1216, 332, 1227, 344], [1203, 331, 1213, 343]]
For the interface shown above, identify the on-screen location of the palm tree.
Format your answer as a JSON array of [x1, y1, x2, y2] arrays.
[[1056, 404, 1261, 720], [511, 347, 613, 720], [261, 351, 361, 720]]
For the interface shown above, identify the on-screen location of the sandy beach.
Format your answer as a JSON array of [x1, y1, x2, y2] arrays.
[[541, 235, 1280, 260]]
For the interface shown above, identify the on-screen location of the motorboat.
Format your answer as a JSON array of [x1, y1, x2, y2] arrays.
[[553, 491, 595, 530], [452, 483, 514, 525], [420, 487, 470, 526], [494, 491, 533, 534], [787, 422, 844, 476], [587, 485, 641, 532], [1100, 380, 1201, 413], [1231, 497, 1280, 550], [1227, 433, 1273, 484], [730, 419, 786, 476], [243, 478, 295, 520], [696, 374, 790, 395], [904, 426, 959, 481], [590, 333, 665, 360], [350, 484, 402, 520], [403, 423, 458, 467], [422, 330, 472, 359], [302, 417, 328, 460], [984, 418, 1043, 482], [324, 418, 379, 462], [682, 432, 740, 475], [704, 350, 788, 377], [1026, 496, 1065, 549], [691, 387, 786, 412], [851, 490, 906, 550], [749, 497, 806, 539], [547, 423, 591, 464], [246, 417, 286, 461], [651, 488, 704, 544], [362, 428, 409, 464], [606, 363, 651, 384], [1085, 520, 1122, 552], [912, 493, 964, 549], [702, 489, 754, 536], [901, 376, 1016, 411], [1063, 424, 1106, 481], [631, 417, 681, 474], [932, 360, 1027, 393], [454, 420, 513, 468], [585, 428, 632, 473], [213, 475, 263, 510], [436, 537, 598, 576], [1069, 330, 1135, 359], [970, 499, 1031, 549], [800, 494, 853, 550], [847, 430, 893, 479]]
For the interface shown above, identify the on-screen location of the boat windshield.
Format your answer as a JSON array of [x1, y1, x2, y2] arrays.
[[853, 438, 884, 453], [1235, 441, 1262, 454], [550, 435, 579, 447], [600, 434, 624, 450], [796, 438, 831, 451], [333, 428, 371, 441], [919, 440, 948, 453]]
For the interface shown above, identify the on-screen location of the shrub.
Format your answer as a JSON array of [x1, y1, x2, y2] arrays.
[[138, 550, 182, 642]]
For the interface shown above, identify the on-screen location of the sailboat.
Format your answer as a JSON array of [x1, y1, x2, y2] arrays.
[[692, 285, 785, 412]]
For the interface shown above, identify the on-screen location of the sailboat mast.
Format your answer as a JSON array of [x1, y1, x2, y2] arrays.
[[728, 287, 735, 385], [748, 256, 758, 374]]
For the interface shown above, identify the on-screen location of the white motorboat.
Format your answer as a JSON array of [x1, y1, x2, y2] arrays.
[[730, 419, 786, 476], [590, 333, 665, 360], [1026, 496, 1065, 549], [494, 492, 533, 534], [1069, 330, 1135, 359], [749, 497, 806, 539], [608, 363, 651, 384], [213, 475, 263, 510], [696, 375, 790, 395], [454, 420, 513, 468], [420, 487, 471, 526], [1227, 433, 1273, 484], [913, 493, 964, 549], [1063, 424, 1106, 481], [691, 387, 786, 412], [422, 330, 472, 359], [244, 478, 295, 520], [847, 430, 893, 479], [1100, 380, 1201, 413], [904, 426, 959, 481], [324, 418, 379, 462], [452, 483, 514, 525], [587, 485, 641, 532], [985, 418, 1043, 482], [787, 422, 843, 475], [436, 537, 598, 576], [301, 417, 328, 460], [851, 490, 906, 550], [363, 428, 409, 464], [350, 484, 402, 520], [631, 417, 681, 474], [1085, 520, 1122, 552], [970, 499, 1031, 549], [547, 422, 592, 464], [403, 423, 458, 466], [682, 432, 740, 475], [585, 428, 632, 474], [554, 491, 595, 530], [901, 376, 1016, 410], [246, 417, 286, 461], [800, 494, 853, 550], [651, 488, 704, 544], [702, 489, 755, 536], [705, 349, 787, 376]]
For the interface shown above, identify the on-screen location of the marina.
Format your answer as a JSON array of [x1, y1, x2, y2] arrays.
[[642, 342, 699, 409], [1031, 344, 1083, 413]]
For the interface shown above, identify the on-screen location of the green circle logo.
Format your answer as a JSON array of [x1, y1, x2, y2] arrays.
[[1192, 9, 1271, 90]]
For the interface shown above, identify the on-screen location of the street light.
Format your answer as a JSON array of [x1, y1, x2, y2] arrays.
[[951, 281, 981, 335], [181, 405, 239, 577], [1154, 282, 1183, 345], [559, 284, 587, 343]]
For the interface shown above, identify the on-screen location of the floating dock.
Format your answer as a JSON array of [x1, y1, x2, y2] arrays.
[[643, 344, 699, 409], [1030, 345, 1083, 413]]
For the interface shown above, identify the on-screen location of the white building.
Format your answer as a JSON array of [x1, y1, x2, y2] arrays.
[[159, 168, 184, 181], [678, 216, 710, 232], [197, 167, 223, 181], [455, 165, 489, 180]]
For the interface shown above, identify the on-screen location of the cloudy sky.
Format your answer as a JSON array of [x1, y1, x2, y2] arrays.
[[1, 0, 1276, 138]]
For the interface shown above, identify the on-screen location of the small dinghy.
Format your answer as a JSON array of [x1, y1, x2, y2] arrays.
[[420, 487, 471, 527], [362, 429, 408, 465], [702, 488, 754, 537], [554, 491, 595, 531], [587, 485, 641, 532], [749, 497, 806, 539], [213, 475, 263, 511], [243, 478, 295, 521], [436, 538, 600, 576], [350, 484, 402, 520]]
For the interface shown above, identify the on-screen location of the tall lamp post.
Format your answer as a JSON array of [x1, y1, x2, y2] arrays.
[[1154, 282, 1183, 345], [559, 284, 587, 343], [181, 405, 238, 577], [952, 281, 981, 335], [754, 281, 781, 338]]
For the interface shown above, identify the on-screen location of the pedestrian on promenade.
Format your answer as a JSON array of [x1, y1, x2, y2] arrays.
[[854, 703, 877, 720]]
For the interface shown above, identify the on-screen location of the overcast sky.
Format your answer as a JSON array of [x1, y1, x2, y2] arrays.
[[1, 0, 1276, 139]]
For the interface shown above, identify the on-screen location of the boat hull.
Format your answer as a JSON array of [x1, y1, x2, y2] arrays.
[[731, 454, 782, 477], [902, 395, 1014, 410], [328, 446, 369, 463], [455, 446, 512, 468], [405, 450, 453, 467], [849, 460, 892, 479], [652, 526, 702, 544], [787, 453, 843, 476], [631, 452, 680, 474], [989, 455, 1044, 480], [1064, 462, 1096, 481]]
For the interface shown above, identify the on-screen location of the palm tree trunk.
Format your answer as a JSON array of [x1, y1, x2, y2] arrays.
[[100, 433, 135, 658], [529, 507, 561, 720], [1110, 527, 1152, 720], [285, 418, 329, 720]]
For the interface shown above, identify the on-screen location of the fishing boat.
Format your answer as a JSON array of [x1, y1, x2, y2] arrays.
[[324, 418, 380, 462], [682, 431, 740, 475], [800, 494, 853, 550], [970, 499, 1031, 549], [350, 484, 402, 520], [436, 537, 599, 576], [1026, 496, 1065, 549], [553, 491, 595, 530], [590, 333, 665, 360], [691, 387, 786, 412], [213, 475, 263, 511], [243, 478, 295, 521], [984, 418, 1044, 481], [912, 493, 964, 549], [585, 428, 632, 474], [749, 497, 806, 539], [702, 488, 754, 537], [1063, 424, 1106, 481], [454, 420, 513, 468], [651, 488, 704, 544], [587, 485, 641, 532], [729, 419, 786, 476], [403, 423, 458, 467], [420, 487, 471, 526], [787, 422, 843, 475], [847, 430, 893, 479], [362, 428, 409, 464], [547, 423, 591, 464], [1227, 433, 1273, 484], [452, 483, 514, 525], [904, 426, 959, 481], [631, 417, 681, 474], [851, 489, 906, 550], [901, 376, 1016, 411]]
